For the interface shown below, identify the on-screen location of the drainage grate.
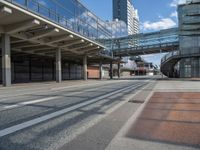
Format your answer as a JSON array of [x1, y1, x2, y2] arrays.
[[129, 100, 144, 103]]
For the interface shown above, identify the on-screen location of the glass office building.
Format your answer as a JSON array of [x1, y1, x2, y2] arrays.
[[178, 1, 200, 77], [113, 0, 139, 35]]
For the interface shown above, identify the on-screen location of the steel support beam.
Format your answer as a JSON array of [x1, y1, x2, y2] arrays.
[[28, 28, 59, 40], [5, 19, 40, 34], [12, 42, 39, 49], [21, 45, 52, 51], [110, 62, 113, 79], [76, 46, 97, 52], [59, 39, 84, 48], [56, 48, 62, 83], [83, 55, 87, 80], [117, 62, 121, 78], [2, 33, 11, 86], [45, 34, 73, 44], [99, 60, 103, 80]]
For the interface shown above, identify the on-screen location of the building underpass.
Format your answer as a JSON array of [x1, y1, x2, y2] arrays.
[[0, 0, 115, 86]]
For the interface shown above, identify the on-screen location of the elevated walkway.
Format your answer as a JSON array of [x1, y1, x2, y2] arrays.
[[101, 28, 179, 56], [161, 51, 200, 77], [113, 41, 179, 56]]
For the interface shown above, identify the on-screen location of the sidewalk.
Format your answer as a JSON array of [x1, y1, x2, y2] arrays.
[[105, 79, 200, 150]]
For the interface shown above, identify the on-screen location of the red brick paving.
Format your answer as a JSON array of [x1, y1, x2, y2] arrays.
[[127, 92, 200, 147]]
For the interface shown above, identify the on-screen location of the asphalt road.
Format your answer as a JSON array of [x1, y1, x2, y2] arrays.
[[0, 80, 149, 150]]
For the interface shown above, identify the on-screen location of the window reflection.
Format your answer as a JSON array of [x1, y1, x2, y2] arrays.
[[10, 0, 112, 41]]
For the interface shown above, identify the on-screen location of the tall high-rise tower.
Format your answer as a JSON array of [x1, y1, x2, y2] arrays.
[[113, 0, 139, 35]]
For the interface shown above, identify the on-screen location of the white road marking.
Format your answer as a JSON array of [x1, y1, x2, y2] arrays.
[[3, 97, 60, 110], [20, 97, 60, 105], [0, 83, 144, 138], [4, 105, 18, 109]]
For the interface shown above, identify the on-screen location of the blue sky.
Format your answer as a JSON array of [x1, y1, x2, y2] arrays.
[[80, 0, 185, 66]]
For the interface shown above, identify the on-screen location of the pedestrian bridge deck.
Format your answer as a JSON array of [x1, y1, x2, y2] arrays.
[[101, 28, 179, 56]]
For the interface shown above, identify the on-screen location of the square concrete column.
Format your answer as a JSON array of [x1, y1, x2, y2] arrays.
[[117, 62, 121, 78], [99, 60, 103, 80], [2, 33, 11, 86], [56, 48, 62, 83], [83, 55, 87, 80], [109, 61, 113, 79]]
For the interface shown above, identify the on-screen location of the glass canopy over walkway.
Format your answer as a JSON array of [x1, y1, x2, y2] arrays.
[[100, 28, 179, 56]]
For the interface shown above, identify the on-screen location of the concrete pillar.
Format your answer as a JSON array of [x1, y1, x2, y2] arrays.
[[99, 60, 103, 80], [83, 55, 87, 80], [2, 33, 11, 86], [110, 61, 113, 79], [117, 62, 121, 78], [56, 48, 62, 83]]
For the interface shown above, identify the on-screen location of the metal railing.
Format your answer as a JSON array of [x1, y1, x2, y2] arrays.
[[101, 28, 179, 52], [161, 48, 200, 64], [114, 41, 179, 53], [161, 51, 180, 64]]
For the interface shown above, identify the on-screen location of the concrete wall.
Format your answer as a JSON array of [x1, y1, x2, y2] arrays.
[[179, 58, 200, 78], [87, 66, 110, 79], [87, 66, 100, 79]]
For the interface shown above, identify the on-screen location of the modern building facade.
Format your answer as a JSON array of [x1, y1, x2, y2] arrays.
[[112, 0, 140, 76], [178, 0, 200, 78], [106, 19, 128, 38], [113, 0, 139, 35], [131, 56, 158, 76], [160, 0, 200, 78]]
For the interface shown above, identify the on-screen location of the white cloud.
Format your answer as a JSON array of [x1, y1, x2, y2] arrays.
[[39, 0, 47, 6], [142, 18, 177, 31], [141, 54, 154, 58], [170, 0, 186, 7], [170, 11, 178, 18]]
